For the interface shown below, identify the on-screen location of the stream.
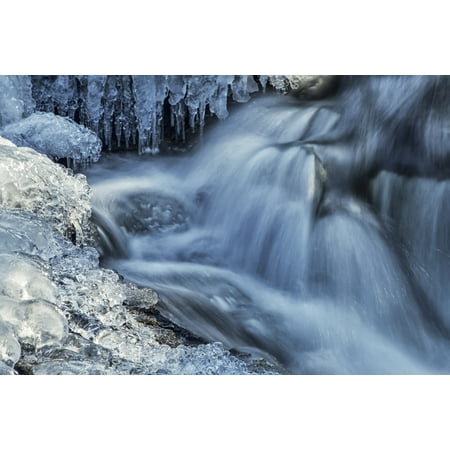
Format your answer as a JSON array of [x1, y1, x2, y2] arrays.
[[85, 79, 450, 374]]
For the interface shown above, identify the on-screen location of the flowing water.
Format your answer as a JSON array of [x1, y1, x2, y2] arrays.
[[85, 77, 450, 374]]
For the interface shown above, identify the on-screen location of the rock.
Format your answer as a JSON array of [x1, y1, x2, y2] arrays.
[[266, 75, 338, 99], [114, 191, 190, 235], [286, 75, 338, 99]]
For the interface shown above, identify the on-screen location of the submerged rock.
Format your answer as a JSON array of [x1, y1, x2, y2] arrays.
[[114, 191, 190, 235], [286, 75, 338, 99]]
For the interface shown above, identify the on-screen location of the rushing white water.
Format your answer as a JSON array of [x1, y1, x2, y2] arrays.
[[86, 82, 450, 374]]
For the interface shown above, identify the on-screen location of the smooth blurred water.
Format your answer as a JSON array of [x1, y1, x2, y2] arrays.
[[85, 79, 450, 374]]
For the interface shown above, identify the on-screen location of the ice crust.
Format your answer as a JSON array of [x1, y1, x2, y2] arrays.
[[1, 112, 102, 164], [0, 139, 263, 374]]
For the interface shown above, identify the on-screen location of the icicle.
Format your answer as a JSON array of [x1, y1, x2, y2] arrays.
[[132, 75, 168, 154], [105, 76, 120, 150], [209, 75, 233, 120], [0, 75, 35, 126], [231, 76, 251, 102], [25, 75, 265, 155], [52, 75, 78, 118], [86, 75, 107, 135], [258, 75, 269, 93], [170, 102, 186, 141]]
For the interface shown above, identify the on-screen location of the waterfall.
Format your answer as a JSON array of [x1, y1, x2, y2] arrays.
[[85, 77, 450, 374]]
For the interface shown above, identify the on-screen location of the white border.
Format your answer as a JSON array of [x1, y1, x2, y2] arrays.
[[1, 2, 449, 448], [2, 1, 449, 74], [1, 375, 449, 449]]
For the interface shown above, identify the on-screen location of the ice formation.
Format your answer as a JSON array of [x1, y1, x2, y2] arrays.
[[0, 76, 34, 126], [0, 139, 92, 246], [0, 253, 56, 302], [0, 75, 335, 160], [30, 75, 263, 154], [0, 138, 270, 374], [1, 75, 324, 158], [0, 112, 102, 164]]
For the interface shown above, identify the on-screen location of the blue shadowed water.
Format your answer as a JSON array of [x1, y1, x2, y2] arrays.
[[85, 76, 450, 374]]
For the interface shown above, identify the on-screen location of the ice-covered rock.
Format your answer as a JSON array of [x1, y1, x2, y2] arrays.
[[0, 112, 102, 164], [0, 139, 92, 245]]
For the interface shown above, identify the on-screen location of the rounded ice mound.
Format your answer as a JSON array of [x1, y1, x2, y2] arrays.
[[0, 209, 70, 261], [0, 253, 56, 303], [0, 297, 68, 349], [0, 112, 102, 164], [0, 139, 92, 245]]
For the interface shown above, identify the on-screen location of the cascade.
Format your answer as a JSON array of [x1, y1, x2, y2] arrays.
[[85, 77, 450, 374]]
